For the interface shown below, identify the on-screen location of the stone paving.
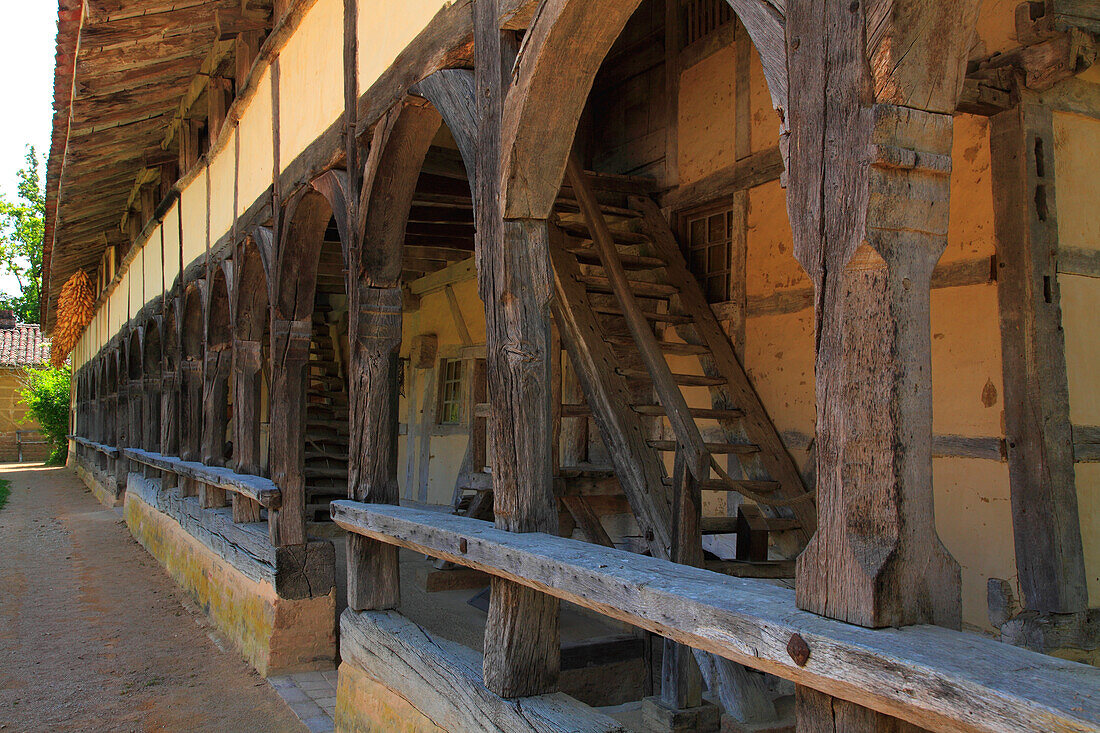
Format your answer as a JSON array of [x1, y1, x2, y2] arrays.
[[269, 668, 340, 733]]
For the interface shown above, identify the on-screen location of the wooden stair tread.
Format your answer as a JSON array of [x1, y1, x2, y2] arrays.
[[662, 476, 781, 493], [704, 559, 795, 579], [558, 221, 650, 246], [567, 247, 664, 270], [576, 274, 677, 298], [618, 369, 725, 387], [592, 305, 694, 324], [555, 198, 642, 219], [605, 336, 708, 356], [647, 439, 759, 455], [631, 404, 745, 420]]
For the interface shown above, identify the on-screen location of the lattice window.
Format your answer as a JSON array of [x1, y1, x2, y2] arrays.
[[438, 359, 466, 425], [680, 0, 735, 48], [678, 203, 733, 304]]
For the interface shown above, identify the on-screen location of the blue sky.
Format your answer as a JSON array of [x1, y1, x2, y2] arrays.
[[0, 5, 59, 298]]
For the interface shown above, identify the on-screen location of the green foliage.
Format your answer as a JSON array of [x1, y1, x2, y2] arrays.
[[19, 364, 71, 465], [0, 478, 9, 510], [0, 147, 46, 324]]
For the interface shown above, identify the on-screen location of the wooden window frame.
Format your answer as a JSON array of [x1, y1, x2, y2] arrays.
[[676, 199, 736, 306], [437, 358, 466, 426]]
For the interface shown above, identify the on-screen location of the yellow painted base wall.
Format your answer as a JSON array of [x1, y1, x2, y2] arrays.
[[335, 660, 445, 733], [124, 491, 336, 677], [72, 457, 122, 508]]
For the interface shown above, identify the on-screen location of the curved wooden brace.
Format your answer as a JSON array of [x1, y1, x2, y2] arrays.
[[181, 279, 208, 359], [246, 226, 277, 305], [273, 188, 333, 320], [357, 98, 442, 288], [142, 316, 164, 374], [412, 69, 479, 206], [126, 326, 144, 376], [501, 0, 788, 219], [233, 235, 273, 343], [206, 265, 234, 349], [310, 168, 353, 272]]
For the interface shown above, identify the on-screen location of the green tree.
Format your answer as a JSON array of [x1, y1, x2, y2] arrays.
[[0, 147, 46, 324], [19, 364, 71, 465]]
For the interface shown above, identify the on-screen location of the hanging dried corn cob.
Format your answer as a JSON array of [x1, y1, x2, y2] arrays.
[[51, 269, 96, 368]]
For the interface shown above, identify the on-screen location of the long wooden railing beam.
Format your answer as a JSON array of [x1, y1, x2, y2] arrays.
[[122, 447, 281, 510], [70, 435, 120, 459], [329, 500, 1100, 733]]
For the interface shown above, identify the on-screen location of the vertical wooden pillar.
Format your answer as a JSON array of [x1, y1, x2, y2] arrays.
[[233, 339, 264, 522], [267, 317, 311, 546], [346, 284, 403, 610], [990, 102, 1088, 615], [180, 359, 204, 497], [161, 366, 180, 489], [200, 346, 232, 507], [476, 0, 560, 698], [785, 0, 979, 729]]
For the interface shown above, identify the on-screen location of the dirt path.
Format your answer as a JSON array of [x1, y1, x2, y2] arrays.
[[0, 464, 306, 732]]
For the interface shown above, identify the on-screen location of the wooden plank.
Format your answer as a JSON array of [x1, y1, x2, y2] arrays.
[[474, 0, 559, 699], [340, 609, 626, 733], [990, 103, 1087, 614], [330, 501, 1100, 733], [123, 447, 281, 509]]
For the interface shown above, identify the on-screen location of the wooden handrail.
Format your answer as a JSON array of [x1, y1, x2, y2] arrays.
[[121, 447, 281, 510], [331, 500, 1100, 733], [69, 435, 120, 459], [563, 154, 710, 480]]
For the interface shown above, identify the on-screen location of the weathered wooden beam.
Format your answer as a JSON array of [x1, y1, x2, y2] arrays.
[[330, 501, 1100, 733], [232, 339, 264, 523], [123, 447, 282, 510], [475, 0, 559, 699], [340, 609, 626, 733], [990, 102, 1088, 614]]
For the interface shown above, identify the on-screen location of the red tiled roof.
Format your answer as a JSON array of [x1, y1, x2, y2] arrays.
[[0, 324, 52, 369]]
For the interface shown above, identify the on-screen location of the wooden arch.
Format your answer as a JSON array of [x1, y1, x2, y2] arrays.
[[207, 262, 233, 349], [234, 233, 273, 343], [143, 317, 163, 376], [126, 327, 143, 379], [500, 0, 787, 220], [181, 281, 206, 360], [273, 189, 336, 321]]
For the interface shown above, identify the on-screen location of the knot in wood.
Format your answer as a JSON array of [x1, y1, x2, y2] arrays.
[[787, 633, 811, 667]]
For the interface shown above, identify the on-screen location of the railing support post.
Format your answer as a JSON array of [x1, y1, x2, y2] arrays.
[[268, 317, 311, 546], [232, 339, 265, 523]]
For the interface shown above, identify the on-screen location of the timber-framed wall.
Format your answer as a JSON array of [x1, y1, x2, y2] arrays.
[[56, 0, 1100, 731]]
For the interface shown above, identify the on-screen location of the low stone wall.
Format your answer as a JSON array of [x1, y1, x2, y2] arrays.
[[335, 609, 626, 733], [122, 473, 337, 676], [71, 453, 122, 508]]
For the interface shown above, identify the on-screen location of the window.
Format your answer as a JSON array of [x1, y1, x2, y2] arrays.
[[680, 0, 735, 49], [438, 359, 465, 425], [678, 203, 733, 304]]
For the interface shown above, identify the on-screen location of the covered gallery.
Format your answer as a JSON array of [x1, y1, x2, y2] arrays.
[[49, 0, 1099, 730]]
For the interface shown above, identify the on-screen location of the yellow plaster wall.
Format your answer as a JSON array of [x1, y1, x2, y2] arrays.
[[335, 660, 445, 733], [125, 490, 336, 675], [976, 0, 1018, 57], [142, 231, 164, 303], [1052, 111, 1100, 605], [238, 70, 274, 209], [677, 45, 736, 185], [279, 0, 343, 168], [209, 135, 237, 243], [180, 171, 208, 270], [129, 263, 144, 319], [747, 180, 810, 297], [357, 0, 451, 93], [946, 115, 996, 264], [162, 203, 181, 288]]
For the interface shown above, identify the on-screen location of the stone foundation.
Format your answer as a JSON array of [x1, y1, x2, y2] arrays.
[[71, 453, 122, 508], [122, 474, 336, 676], [336, 609, 626, 733]]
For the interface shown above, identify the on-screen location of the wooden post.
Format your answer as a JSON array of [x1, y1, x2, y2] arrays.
[[267, 317, 310, 546], [476, 0, 560, 698], [346, 284, 403, 610], [990, 102, 1088, 615], [161, 366, 180, 489], [232, 339, 264, 522], [200, 346, 232, 507], [785, 0, 979, 728], [180, 358, 204, 497]]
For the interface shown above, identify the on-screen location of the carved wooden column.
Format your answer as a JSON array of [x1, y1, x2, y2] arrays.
[[990, 102, 1088, 616], [267, 317, 311, 546], [476, 0, 560, 698], [345, 283, 403, 610], [200, 345, 232, 507], [785, 0, 978, 729], [180, 358, 204, 497], [161, 365, 180, 489], [233, 339, 265, 522]]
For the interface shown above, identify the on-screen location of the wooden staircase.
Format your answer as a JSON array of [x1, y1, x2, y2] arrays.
[[549, 154, 816, 575], [304, 245, 351, 522]]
